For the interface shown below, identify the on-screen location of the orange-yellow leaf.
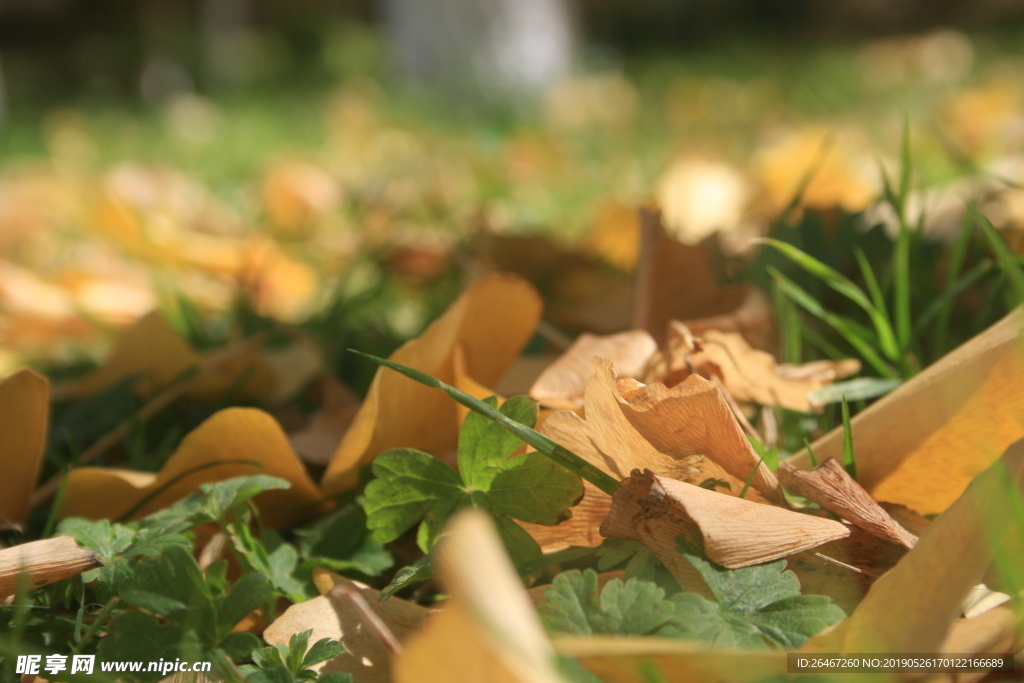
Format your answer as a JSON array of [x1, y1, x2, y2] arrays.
[[0, 369, 48, 527], [321, 274, 542, 494], [58, 408, 325, 528]]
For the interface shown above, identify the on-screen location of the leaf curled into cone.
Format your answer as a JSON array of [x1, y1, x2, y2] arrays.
[[802, 437, 1024, 655], [601, 470, 850, 593], [263, 568, 427, 681], [322, 274, 543, 495], [394, 509, 564, 683], [787, 306, 1024, 515], [778, 458, 918, 548], [0, 368, 48, 527], [615, 374, 787, 506], [58, 408, 325, 528], [522, 358, 762, 553]]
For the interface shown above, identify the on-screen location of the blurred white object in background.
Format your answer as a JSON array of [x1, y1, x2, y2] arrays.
[[384, 0, 575, 99]]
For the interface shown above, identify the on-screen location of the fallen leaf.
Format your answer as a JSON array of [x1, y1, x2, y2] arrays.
[[778, 458, 917, 547], [787, 307, 1024, 514], [632, 209, 749, 345], [523, 358, 757, 553], [615, 373, 787, 505], [262, 160, 342, 236], [801, 437, 1024, 654], [0, 369, 49, 527], [321, 274, 542, 494], [393, 509, 564, 683], [58, 408, 326, 528], [601, 469, 849, 591], [529, 330, 658, 410], [645, 323, 860, 413], [53, 311, 274, 402], [263, 568, 427, 682]]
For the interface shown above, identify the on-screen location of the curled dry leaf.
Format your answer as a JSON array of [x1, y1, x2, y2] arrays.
[[778, 458, 918, 548], [801, 437, 1024, 654], [263, 568, 427, 682], [0, 536, 102, 598], [601, 470, 849, 593], [322, 274, 542, 494], [529, 329, 658, 410], [59, 408, 325, 528], [616, 373, 787, 505], [0, 369, 48, 527], [524, 358, 760, 553], [289, 376, 362, 466], [787, 307, 1024, 515], [645, 322, 860, 413], [394, 509, 564, 683]]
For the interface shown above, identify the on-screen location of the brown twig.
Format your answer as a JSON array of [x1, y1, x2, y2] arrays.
[[0, 536, 102, 597]]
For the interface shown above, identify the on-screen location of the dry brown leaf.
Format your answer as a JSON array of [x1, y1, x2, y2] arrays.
[[778, 459, 918, 548], [632, 209, 749, 345], [321, 274, 542, 494], [801, 437, 1024, 654], [394, 509, 563, 683], [554, 637, 787, 683], [601, 470, 850, 594], [0, 536, 102, 598], [59, 408, 326, 528], [523, 358, 757, 553], [264, 569, 427, 682], [0, 369, 49, 527], [262, 160, 342, 236], [679, 289, 775, 351], [615, 373, 787, 505], [289, 376, 362, 466], [787, 307, 1024, 515], [645, 323, 860, 412], [528, 330, 658, 410]]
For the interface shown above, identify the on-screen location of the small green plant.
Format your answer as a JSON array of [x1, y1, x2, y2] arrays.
[[240, 629, 350, 683]]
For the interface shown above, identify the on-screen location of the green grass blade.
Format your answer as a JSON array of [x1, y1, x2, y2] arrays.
[[808, 377, 902, 406], [899, 114, 913, 208], [972, 204, 1024, 305], [769, 267, 900, 379], [758, 239, 900, 361], [773, 279, 802, 364], [893, 216, 913, 351], [349, 350, 620, 496], [738, 457, 765, 499], [841, 396, 856, 479], [804, 439, 819, 467], [854, 247, 889, 322]]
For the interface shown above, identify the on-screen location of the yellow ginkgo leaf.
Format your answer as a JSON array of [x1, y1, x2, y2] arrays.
[[787, 307, 1024, 515], [54, 311, 274, 402], [58, 407, 326, 528], [321, 274, 542, 494], [0, 369, 49, 527]]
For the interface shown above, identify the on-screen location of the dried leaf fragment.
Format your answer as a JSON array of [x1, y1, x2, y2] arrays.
[[529, 329, 658, 410], [0, 536, 102, 597], [601, 470, 850, 595], [778, 458, 918, 548]]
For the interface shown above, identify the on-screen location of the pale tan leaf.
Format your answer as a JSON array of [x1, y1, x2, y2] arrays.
[[528, 330, 658, 410], [264, 570, 427, 682]]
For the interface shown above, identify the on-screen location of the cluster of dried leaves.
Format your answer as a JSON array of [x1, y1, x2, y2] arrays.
[[2, 258, 1023, 682]]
